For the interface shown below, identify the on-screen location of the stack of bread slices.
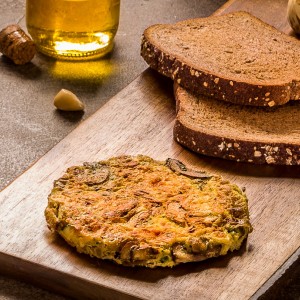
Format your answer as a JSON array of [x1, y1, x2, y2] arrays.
[[141, 11, 300, 165]]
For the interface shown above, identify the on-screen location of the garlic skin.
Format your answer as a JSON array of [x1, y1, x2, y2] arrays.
[[287, 0, 300, 34]]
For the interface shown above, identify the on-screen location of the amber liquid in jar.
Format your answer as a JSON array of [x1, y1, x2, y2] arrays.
[[26, 0, 120, 60]]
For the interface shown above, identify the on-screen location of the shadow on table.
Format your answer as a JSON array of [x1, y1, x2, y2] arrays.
[[0, 55, 42, 80]]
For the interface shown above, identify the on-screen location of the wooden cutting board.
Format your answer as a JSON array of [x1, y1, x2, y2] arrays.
[[0, 0, 299, 299]]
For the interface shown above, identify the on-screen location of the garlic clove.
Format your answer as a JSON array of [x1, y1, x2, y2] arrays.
[[54, 89, 85, 111], [287, 0, 300, 35]]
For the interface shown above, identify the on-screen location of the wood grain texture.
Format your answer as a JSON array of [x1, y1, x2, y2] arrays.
[[0, 0, 299, 299]]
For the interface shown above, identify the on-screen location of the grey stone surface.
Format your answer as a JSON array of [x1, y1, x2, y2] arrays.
[[0, 0, 226, 299], [0, 0, 226, 191]]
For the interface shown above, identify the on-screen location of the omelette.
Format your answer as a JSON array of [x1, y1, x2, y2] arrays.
[[45, 155, 252, 267]]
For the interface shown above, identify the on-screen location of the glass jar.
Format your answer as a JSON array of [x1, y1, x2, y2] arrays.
[[26, 0, 120, 60]]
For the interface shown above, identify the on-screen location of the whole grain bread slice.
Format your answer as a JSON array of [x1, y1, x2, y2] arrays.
[[141, 11, 300, 107], [173, 84, 300, 165]]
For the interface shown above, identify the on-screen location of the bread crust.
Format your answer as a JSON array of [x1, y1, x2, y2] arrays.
[[174, 120, 300, 165], [45, 155, 252, 267], [141, 11, 300, 107], [174, 85, 300, 165]]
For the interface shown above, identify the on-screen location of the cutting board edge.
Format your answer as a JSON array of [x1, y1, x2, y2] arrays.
[[0, 0, 298, 299], [249, 247, 300, 299], [0, 251, 143, 300]]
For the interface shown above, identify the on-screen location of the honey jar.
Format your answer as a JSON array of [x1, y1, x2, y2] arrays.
[[26, 0, 120, 60]]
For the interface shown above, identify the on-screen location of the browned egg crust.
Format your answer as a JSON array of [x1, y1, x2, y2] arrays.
[[45, 155, 252, 267]]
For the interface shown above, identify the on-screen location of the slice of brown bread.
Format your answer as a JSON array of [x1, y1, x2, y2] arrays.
[[173, 84, 300, 165], [141, 11, 300, 107]]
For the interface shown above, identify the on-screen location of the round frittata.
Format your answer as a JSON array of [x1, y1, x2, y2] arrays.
[[45, 155, 252, 267]]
